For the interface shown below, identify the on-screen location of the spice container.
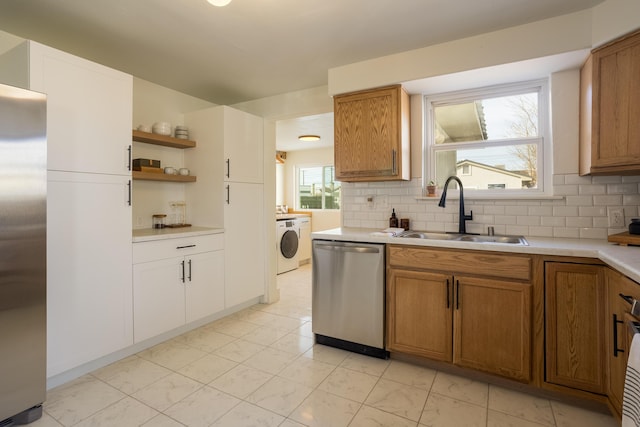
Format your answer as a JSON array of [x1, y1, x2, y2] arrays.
[[152, 214, 167, 229]]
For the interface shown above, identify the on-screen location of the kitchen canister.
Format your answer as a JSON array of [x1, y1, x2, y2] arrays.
[[630, 218, 640, 235], [152, 214, 166, 229]]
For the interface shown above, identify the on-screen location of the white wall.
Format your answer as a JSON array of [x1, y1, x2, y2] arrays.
[[328, 10, 594, 96]]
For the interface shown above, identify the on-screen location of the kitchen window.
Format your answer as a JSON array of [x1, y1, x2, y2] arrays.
[[297, 165, 340, 210], [424, 80, 549, 197]]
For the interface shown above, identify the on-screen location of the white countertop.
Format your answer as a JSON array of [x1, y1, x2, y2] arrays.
[[276, 213, 311, 221], [312, 227, 640, 283], [133, 226, 224, 243]]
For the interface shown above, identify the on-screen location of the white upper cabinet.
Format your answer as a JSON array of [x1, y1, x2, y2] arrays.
[[222, 106, 264, 184], [27, 41, 133, 175]]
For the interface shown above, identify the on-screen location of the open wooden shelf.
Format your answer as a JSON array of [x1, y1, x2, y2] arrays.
[[132, 130, 196, 149], [132, 171, 197, 182]]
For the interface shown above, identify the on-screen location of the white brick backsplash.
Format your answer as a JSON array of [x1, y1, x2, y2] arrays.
[[580, 227, 608, 239], [564, 174, 593, 185], [484, 205, 506, 215], [608, 183, 640, 194], [340, 175, 640, 237], [593, 217, 610, 228], [571, 216, 595, 228], [579, 184, 607, 195], [528, 206, 553, 216], [553, 206, 579, 216], [541, 216, 566, 227], [554, 185, 579, 196], [553, 175, 566, 185], [593, 195, 623, 206], [529, 226, 554, 237], [506, 225, 530, 235], [592, 175, 622, 184], [565, 195, 593, 206], [517, 216, 541, 226], [553, 227, 580, 238], [505, 205, 529, 215], [579, 206, 607, 217], [624, 195, 640, 206], [494, 215, 518, 225]]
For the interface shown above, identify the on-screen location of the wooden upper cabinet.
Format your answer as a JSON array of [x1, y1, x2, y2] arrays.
[[334, 85, 410, 182], [580, 29, 640, 175]]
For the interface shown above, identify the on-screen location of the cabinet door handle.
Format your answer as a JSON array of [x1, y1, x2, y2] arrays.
[[226, 158, 230, 179], [188, 259, 192, 282], [127, 145, 132, 171], [176, 244, 196, 249], [392, 150, 397, 175], [181, 260, 186, 283], [613, 314, 625, 357], [446, 279, 450, 309], [455, 279, 460, 310], [226, 184, 230, 204], [620, 293, 634, 305], [127, 180, 132, 206]]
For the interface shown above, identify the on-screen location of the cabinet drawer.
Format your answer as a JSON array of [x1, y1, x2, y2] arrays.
[[388, 245, 531, 281], [133, 233, 224, 264]]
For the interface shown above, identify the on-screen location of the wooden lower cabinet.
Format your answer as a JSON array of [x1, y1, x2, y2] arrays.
[[454, 276, 531, 382], [606, 268, 640, 416], [387, 247, 532, 382], [387, 269, 452, 361], [545, 262, 606, 394]]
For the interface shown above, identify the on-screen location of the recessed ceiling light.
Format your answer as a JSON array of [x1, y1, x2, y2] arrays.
[[298, 135, 320, 142], [207, 0, 232, 6]]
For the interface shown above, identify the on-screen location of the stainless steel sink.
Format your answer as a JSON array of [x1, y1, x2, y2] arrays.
[[455, 234, 529, 245], [397, 232, 460, 240], [398, 230, 528, 245]]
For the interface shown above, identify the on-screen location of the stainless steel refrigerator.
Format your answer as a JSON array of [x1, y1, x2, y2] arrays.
[[0, 83, 46, 424]]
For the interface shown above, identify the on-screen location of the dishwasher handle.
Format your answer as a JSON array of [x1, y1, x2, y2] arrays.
[[314, 242, 381, 254]]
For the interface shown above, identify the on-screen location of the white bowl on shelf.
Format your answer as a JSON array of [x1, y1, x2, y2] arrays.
[[152, 122, 172, 136]]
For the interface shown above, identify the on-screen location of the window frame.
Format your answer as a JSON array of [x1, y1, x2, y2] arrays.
[[295, 164, 341, 211], [423, 79, 551, 199]]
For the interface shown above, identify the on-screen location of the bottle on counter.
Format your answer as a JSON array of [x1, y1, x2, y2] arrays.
[[389, 208, 399, 228]]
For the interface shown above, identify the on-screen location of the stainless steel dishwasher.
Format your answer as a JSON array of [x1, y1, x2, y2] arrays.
[[312, 240, 388, 359]]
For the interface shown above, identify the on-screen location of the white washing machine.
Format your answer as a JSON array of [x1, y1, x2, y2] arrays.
[[276, 219, 299, 274]]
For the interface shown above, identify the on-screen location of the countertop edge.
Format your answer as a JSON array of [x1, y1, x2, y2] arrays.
[[133, 226, 224, 242], [311, 227, 640, 283]]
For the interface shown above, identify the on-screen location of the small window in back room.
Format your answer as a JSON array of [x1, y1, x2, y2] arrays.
[[297, 165, 340, 210], [425, 80, 549, 196]]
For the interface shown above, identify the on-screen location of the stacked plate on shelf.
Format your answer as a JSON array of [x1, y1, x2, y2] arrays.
[[175, 126, 189, 139], [152, 122, 172, 135]]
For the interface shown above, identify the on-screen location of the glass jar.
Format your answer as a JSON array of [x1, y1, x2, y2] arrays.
[[152, 214, 166, 229]]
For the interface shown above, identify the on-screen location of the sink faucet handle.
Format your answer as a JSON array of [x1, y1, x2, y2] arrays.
[[488, 226, 495, 236]]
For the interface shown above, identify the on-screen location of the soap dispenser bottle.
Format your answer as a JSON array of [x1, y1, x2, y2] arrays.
[[389, 208, 399, 228]]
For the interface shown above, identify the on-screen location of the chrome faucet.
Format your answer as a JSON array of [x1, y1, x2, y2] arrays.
[[438, 176, 473, 234]]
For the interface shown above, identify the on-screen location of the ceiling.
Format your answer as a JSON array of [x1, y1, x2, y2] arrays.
[[0, 0, 604, 153], [0, 0, 604, 106]]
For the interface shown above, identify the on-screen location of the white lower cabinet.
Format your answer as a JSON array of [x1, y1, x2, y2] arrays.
[[132, 233, 224, 343], [224, 182, 265, 307], [47, 171, 133, 377]]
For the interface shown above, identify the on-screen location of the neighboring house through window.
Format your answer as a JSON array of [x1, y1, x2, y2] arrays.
[[424, 80, 549, 197]]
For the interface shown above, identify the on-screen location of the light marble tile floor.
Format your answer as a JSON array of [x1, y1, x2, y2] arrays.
[[32, 263, 619, 427]]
